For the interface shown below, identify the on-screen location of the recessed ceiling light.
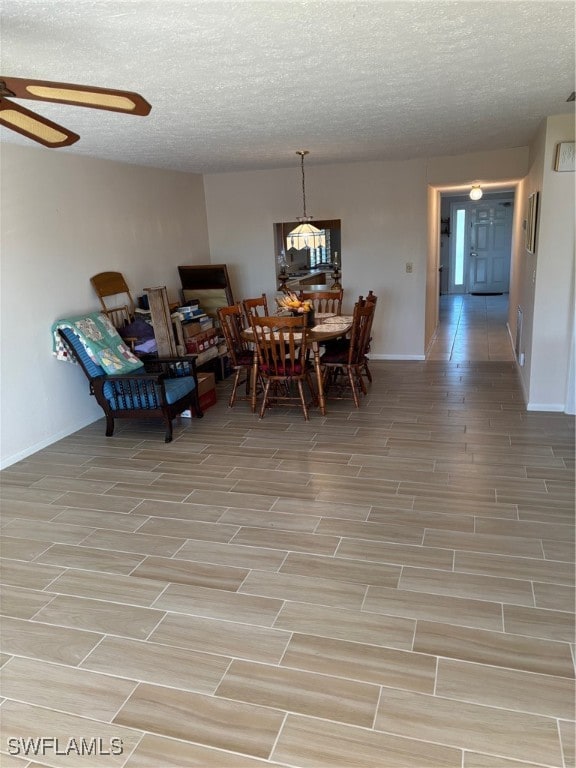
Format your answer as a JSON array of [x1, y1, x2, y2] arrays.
[[567, 92, 575, 102]]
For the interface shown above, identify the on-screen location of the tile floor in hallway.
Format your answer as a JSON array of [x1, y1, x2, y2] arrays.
[[428, 293, 516, 362], [0, 294, 574, 768]]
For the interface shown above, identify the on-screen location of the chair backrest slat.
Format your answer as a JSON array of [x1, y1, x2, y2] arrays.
[[299, 289, 343, 315], [347, 301, 376, 365], [90, 271, 135, 324], [217, 303, 250, 366], [249, 315, 307, 376], [242, 294, 269, 324]]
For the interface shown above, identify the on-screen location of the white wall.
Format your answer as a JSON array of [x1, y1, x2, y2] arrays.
[[528, 114, 576, 410], [508, 114, 576, 411], [1, 144, 210, 468], [426, 147, 528, 187]]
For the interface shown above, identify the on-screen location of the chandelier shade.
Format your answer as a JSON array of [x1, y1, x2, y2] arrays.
[[288, 221, 326, 251]]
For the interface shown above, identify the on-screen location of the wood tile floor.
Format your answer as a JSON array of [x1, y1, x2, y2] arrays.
[[1, 294, 574, 767]]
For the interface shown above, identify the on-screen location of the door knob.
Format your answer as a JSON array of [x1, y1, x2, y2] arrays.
[[470, 252, 477, 257]]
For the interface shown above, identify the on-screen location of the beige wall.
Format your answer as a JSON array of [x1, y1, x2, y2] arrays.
[[426, 147, 528, 187], [1, 144, 209, 468], [509, 114, 576, 410], [529, 114, 575, 410], [205, 158, 429, 359]]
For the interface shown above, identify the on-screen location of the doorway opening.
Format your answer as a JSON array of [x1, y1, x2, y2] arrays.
[[440, 191, 514, 297], [429, 186, 518, 361]]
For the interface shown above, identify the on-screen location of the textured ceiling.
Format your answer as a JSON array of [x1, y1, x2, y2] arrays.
[[1, 0, 574, 173]]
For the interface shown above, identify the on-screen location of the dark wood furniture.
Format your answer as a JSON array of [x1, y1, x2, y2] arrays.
[[248, 315, 317, 420], [178, 264, 234, 319], [359, 290, 378, 382], [217, 303, 256, 408], [243, 314, 354, 415], [58, 325, 203, 442], [298, 289, 343, 315], [177, 264, 236, 379], [241, 294, 269, 323], [320, 300, 376, 408]]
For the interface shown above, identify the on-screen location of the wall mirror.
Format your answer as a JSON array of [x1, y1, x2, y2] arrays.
[[273, 219, 341, 281]]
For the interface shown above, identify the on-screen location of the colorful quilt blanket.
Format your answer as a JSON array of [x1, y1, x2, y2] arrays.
[[52, 312, 144, 374]]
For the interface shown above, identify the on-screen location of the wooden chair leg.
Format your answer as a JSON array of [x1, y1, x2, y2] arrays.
[[347, 366, 361, 408], [105, 413, 115, 437], [190, 390, 204, 419], [229, 368, 242, 407], [259, 379, 271, 419], [164, 417, 174, 443], [297, 380, 309, 420]]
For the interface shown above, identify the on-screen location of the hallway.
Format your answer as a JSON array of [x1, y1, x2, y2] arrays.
[[428, 293, 515, 362]]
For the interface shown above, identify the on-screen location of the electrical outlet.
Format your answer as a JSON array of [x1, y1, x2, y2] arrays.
[[406, 262, 413, 273]]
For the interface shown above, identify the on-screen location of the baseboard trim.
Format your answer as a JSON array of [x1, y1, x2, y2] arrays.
[[526, 403, 566, 412], [369, 354, 426, 361], [0, 414, 100, 470]]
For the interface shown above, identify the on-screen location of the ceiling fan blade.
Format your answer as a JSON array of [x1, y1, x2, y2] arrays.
[[0, 77, 151, 116], [0, 97, 79, 147]]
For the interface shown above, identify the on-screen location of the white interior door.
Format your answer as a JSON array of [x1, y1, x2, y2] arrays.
[[469, 201, 513, 293]]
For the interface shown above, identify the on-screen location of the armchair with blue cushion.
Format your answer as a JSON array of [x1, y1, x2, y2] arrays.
[[53, 313, 203, 442]]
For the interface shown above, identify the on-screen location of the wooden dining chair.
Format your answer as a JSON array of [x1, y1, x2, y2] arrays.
[[241, 294, 269, 324], [358, 291, 378, 382], [90, 271, 136, 329], [217, 303, 258, 408], [90, 271, 138, 350], [320, 300, 375, 408], [298, 289, 343, 315], [249, 315, 316, 420]]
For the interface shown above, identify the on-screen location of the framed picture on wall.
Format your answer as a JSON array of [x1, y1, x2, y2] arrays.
[[525, 191, 539, 254], [554, 141, 575, 172]]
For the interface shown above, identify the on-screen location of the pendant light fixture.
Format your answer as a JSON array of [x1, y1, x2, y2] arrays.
[[469, 184, 483, 201], [288, 150, 325, 251]]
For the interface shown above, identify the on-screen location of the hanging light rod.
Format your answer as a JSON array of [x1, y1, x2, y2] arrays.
[[296, 150, 313, 223], [288, 150, 325, 251]]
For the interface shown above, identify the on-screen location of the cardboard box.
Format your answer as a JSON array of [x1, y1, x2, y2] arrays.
[[181, 372, 216, 417], [197, 372, 216, 396], [182, 318, 214, 338], [182, 321, 203, 338], [185, 329, 218, 354], [199, 389, 217, 411]]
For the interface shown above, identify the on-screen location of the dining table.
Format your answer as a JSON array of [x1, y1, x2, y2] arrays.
[[241, 312, 353, 416]]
